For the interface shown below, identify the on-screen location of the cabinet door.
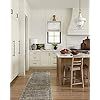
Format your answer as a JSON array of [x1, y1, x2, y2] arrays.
[[11, 17, 19, 82], [29, 51, 41, 67], [11, 0, 19, 82], [49, 52, 57, 66], [41, 52, 49, 66]]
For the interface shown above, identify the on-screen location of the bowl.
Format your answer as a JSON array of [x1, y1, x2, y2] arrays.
[[71, 50, 79, 55], [60, 49, 69, 54]]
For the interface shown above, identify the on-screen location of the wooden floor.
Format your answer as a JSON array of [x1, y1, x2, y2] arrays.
[[10, 68, 89, 100]]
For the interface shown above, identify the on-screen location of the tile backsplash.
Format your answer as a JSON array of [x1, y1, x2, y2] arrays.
[[66, 35, 88, 49]]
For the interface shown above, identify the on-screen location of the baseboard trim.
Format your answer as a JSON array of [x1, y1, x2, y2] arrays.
[[10, 75, 18, 86]]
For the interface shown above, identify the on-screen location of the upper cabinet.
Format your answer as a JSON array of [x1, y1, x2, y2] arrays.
[[67, 8, 89, 35]]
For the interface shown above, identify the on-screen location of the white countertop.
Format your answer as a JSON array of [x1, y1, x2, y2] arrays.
[[30, 49, 59, 52], [56, 53, 90, 58]]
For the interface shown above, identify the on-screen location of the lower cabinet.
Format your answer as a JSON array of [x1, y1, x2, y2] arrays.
[[29, 50, 58, 67], [41, 51, 49, 66], [29, 51, 41, 66], [49, 52, 57, 66]]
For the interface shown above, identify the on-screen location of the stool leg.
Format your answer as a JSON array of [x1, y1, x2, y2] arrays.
[[81, 68, 84, 88], [62, 65, 65, 85], [63, 68, 65, 85], [71, 70, 73, 88], [81, 58, 84, 88]]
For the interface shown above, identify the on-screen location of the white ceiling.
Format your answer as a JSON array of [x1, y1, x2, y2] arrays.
[[26, 0, 89, 9]]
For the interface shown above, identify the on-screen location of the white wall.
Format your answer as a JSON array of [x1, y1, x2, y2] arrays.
[[66, 36, 88, 49], [29, 8, 89, 50], [66, 8, 89, 49], [29, 8, 72, 50]]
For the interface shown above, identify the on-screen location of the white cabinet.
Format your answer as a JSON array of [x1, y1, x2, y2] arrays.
[[29, 50, 57, 67], [41, 51, 49, 66], [49, 52, 57, 66], [41, 51, 57, 66], [11, 0, 19, 82], [29, 51, 41, 66]]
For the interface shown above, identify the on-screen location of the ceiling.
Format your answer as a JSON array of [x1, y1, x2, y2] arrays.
[[26, 0, 89, 9]]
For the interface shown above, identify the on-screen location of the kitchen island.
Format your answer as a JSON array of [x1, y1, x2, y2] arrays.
[[56, 53, 90, 86]]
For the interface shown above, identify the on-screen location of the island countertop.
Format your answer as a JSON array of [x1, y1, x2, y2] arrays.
[[56, 53, 90, 58]]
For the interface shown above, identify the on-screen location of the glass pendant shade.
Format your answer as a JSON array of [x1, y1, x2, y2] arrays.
[[76, 0, 86, 28], [76, 11, 86, 28]]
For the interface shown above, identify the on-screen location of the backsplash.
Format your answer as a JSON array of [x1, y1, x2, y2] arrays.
[[29, 35, 89, 50], [66, 35, 88, 49]]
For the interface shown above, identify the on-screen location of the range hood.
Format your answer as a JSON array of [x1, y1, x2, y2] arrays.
[[67, 8, 89, 35]]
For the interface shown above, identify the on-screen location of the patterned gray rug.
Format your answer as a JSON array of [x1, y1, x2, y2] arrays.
[[19, 72, 52, 100]]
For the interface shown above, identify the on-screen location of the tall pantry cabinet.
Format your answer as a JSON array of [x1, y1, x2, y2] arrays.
[[11, 0, 19, 82]]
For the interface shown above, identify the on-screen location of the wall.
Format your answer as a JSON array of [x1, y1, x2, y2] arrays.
[[67, 8, 89, 49], [66, 36, 88, 49], [29, 8, 72, 50], [29, 8, 89, 50]]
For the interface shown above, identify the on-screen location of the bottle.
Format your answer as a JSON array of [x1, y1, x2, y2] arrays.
[[81, 40, 86, 50]]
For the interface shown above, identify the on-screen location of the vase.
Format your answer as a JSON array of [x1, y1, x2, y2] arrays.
[[54, 46, 57, 50]]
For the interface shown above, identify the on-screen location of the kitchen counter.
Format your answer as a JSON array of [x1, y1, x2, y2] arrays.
[[56, 52, 90, 86], [30, 49, 60, 52], [56, 53, 90, 58]]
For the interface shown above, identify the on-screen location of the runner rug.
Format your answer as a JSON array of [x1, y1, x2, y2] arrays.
[[19, 72, 52, 100]]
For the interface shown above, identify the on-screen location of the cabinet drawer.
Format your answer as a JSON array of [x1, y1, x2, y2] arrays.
[[30, 60, 40, 66], [30, 51, 40, 55], [30, 51, 41, 60], [30, 55, 40, 60]]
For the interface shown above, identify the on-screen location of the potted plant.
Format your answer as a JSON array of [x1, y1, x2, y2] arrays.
[[52, 43, 58, 50]]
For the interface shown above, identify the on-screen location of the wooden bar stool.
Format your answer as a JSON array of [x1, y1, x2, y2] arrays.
[[63, 57, 84, 88], [71, 57, 84, 88]]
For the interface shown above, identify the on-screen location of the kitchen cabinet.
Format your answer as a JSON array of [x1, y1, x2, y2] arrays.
[[29, 50, 58, 67], [29, 51, 41, 66], [49, 52, 57, 66], [41, 51, 49, 66], [11, 0, 19, 82]]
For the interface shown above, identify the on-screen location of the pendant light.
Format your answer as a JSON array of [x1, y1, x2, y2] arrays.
[[76, 0, 86, 28]]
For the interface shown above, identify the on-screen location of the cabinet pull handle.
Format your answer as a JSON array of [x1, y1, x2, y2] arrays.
[[33, 63, 37, 64], [13, 41, 15, 56], [18, 41, 20, 54]]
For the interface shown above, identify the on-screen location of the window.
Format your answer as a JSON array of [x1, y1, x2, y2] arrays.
[[47, 32, 61, 44], [47, 21, 61, 44]]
